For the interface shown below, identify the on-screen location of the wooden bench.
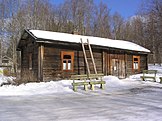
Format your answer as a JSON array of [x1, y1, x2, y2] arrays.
[[88, 74, 106, 91], [71, 75, 89, 92], [71, 74, 106, 91], [159, 77, 162, 83], [140, 70, 157, 82]]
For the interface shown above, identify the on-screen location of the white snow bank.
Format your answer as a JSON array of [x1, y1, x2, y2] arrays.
[[0, 76, 143, 96], [0, 80, 74, 96], [0, 75, 16, 86], [104, 76, 131, 87]]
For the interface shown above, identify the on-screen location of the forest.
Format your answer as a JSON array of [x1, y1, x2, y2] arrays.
[[0, 0, 162, 74]]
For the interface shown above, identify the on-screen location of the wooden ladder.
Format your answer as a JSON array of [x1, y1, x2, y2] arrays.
[[81, 38, 98, 77]]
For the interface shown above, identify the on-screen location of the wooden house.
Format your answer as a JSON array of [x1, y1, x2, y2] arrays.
[[0, 55, 14, 75], [17, 29, 150, 81]]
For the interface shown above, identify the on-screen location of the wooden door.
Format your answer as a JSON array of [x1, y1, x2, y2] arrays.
[[111, 59, 119, 77], [110, 58, 125, 78], [118, 59, 125, 78]]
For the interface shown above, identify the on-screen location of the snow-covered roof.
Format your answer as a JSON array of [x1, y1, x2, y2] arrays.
[[29, 30, 150, 53]]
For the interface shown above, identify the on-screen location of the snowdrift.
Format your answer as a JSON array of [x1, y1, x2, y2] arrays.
[[0, 75, 144, 96]]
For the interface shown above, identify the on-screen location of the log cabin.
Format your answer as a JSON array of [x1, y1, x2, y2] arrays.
[[17, 29, 150, 82]]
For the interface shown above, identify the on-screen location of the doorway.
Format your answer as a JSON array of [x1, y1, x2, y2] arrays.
[[109, 54, 126, 78]]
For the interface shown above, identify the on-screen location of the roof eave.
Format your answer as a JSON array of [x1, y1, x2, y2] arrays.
[[17, 29, 38, 51], [35, 38, 150, 54]]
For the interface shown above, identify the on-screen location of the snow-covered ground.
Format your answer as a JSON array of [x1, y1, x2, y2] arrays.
[[0, 74, 161, 96], [148, 63, 162, 73], [0, 64, 162, 96], [0, 64, 162, 121]]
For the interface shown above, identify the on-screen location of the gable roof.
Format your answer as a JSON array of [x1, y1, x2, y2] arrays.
[[19, 29, 150, 53], [2, 55, 12, 61]]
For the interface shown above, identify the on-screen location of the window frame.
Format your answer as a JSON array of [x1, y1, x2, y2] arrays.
[[61, 51, 74, 72], [133, 56, 140, 72]]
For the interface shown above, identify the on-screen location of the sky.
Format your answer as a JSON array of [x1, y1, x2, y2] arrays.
[[52, 0, 145, 19], [96, 0, 144, 19]]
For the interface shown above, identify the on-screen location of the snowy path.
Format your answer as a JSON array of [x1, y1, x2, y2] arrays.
[[1, 85, 162, 121]]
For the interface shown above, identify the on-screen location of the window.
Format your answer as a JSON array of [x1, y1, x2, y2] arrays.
[[29, 53, 32, 70], [61, 51, 74, 71], [133, 56, 140, 71], [2, 60, 9, 63]]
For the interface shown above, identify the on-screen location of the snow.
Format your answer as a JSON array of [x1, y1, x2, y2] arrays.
[[0, 73, 161, 96], [0, 76, 137, 96], [0, 76, 15, 85], [0, 68, 15, 85], [1, 64, 162, 121], [0, 80, 73, 96], [29, 30, 150, 53], [0, 74, 147, 96], [148, 63, 162, 73], [0, 68, 15, 86], [0, 64, 162, 96], [1, 80, 162, 121], [0, 77, 104, 96]]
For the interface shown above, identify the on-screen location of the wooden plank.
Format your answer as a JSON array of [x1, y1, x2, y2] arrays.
[[102, 51, 105, 74], [108, 51, 110, 75], [38, 45, 44, 81], [87, 39, 97, 75], [38, 46, 41, 81]]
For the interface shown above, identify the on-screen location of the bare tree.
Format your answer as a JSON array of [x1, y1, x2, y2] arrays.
[[140, 0, 162, 64], [111, 12, 124, 40], [93, 1, 111, 38]]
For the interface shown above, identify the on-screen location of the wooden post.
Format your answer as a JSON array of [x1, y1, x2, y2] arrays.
[[124, 53, 127, 78], [105, 51, 108, 75], [38, 47, 40, 81], [102, 51, 105, 74], [38, 44, 44, 81]]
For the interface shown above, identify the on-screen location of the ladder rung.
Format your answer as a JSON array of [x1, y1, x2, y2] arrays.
[[83, 43, 88, 45], [85, 50, 90, 52]]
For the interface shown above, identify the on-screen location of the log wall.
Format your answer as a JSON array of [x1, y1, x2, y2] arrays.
[[42, 44, 103, 81], [21, 36, 38, 81], [126, 54, 147, 76]]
